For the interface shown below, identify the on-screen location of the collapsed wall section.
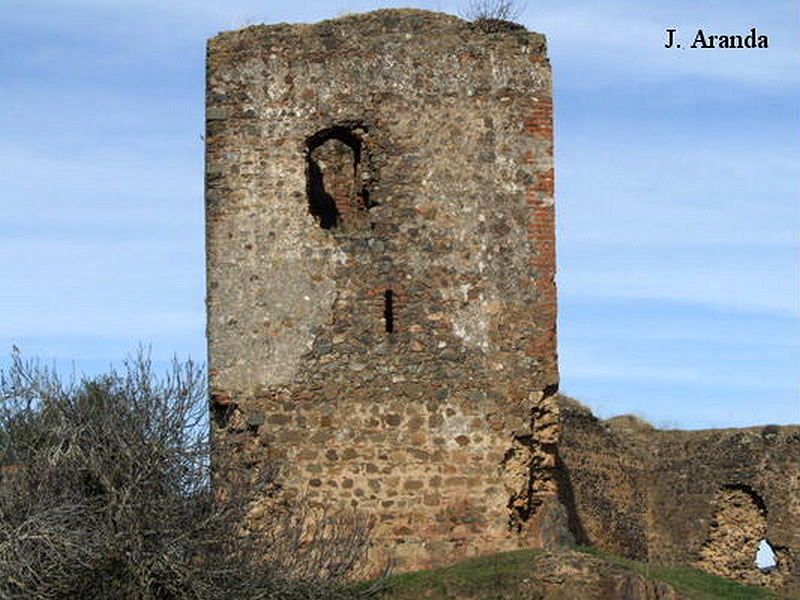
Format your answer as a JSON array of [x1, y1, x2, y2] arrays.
[[205, 10, 558, 569], [557, 397, 800, 595]]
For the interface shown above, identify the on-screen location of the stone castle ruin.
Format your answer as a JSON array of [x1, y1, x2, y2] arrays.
[[205, 9, 798, 593], [557, 400, 799, 594], [206, 8, 559, 568]]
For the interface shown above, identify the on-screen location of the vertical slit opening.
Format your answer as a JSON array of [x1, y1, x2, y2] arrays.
[[384, 289, 394, 333]]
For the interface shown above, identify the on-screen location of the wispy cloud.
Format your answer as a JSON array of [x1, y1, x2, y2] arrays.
[[560, 251, 797, 316], [0, 143, 203, 228]]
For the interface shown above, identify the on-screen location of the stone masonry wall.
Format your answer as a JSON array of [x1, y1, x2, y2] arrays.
[[557, 397, 800, 595], [205, 10, 559, 570]]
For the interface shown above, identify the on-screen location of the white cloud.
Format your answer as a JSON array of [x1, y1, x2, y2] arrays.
[[0, 142, 203, 229], [3, 309, 203, 339], [0, 234, 204, 337], [566, 362, 706, 385], [559, 253, 797, 317]]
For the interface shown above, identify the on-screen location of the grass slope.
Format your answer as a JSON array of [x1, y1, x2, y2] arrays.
[[374, 546, 782, 600], [574, 546, 780, 600], [376, 549, 541, 599]]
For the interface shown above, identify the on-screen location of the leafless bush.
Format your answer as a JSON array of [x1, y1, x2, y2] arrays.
[[0, 349, 378, 600], [462, 0, 518, 21], [461, 0, 526, 32]]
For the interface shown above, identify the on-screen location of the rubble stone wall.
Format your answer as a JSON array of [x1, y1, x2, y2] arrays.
[[557, 397, 800, 595], [205, 9, 559, 569]]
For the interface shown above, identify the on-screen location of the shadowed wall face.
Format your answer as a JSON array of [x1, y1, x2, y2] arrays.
[[205, 10, 558, 569]]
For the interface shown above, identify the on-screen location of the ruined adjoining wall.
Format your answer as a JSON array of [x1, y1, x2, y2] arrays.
[[557, 397, 800, 595], [205, 10, 559, 569]]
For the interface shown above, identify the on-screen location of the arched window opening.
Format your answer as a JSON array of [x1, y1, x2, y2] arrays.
[[305, 125, 371, 231], [697, 484, 771, 583]]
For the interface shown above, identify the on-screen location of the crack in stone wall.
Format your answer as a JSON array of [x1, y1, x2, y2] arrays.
[[501, 389, 562, 542]]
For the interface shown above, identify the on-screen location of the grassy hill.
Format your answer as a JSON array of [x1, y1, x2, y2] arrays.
[[372, 546, 783, 600]]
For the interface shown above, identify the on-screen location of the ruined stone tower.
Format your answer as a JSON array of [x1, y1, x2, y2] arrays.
[[205, 9, 559, 569]]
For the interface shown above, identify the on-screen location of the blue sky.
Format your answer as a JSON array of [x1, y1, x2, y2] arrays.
[[2, 1, 797, 428]]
